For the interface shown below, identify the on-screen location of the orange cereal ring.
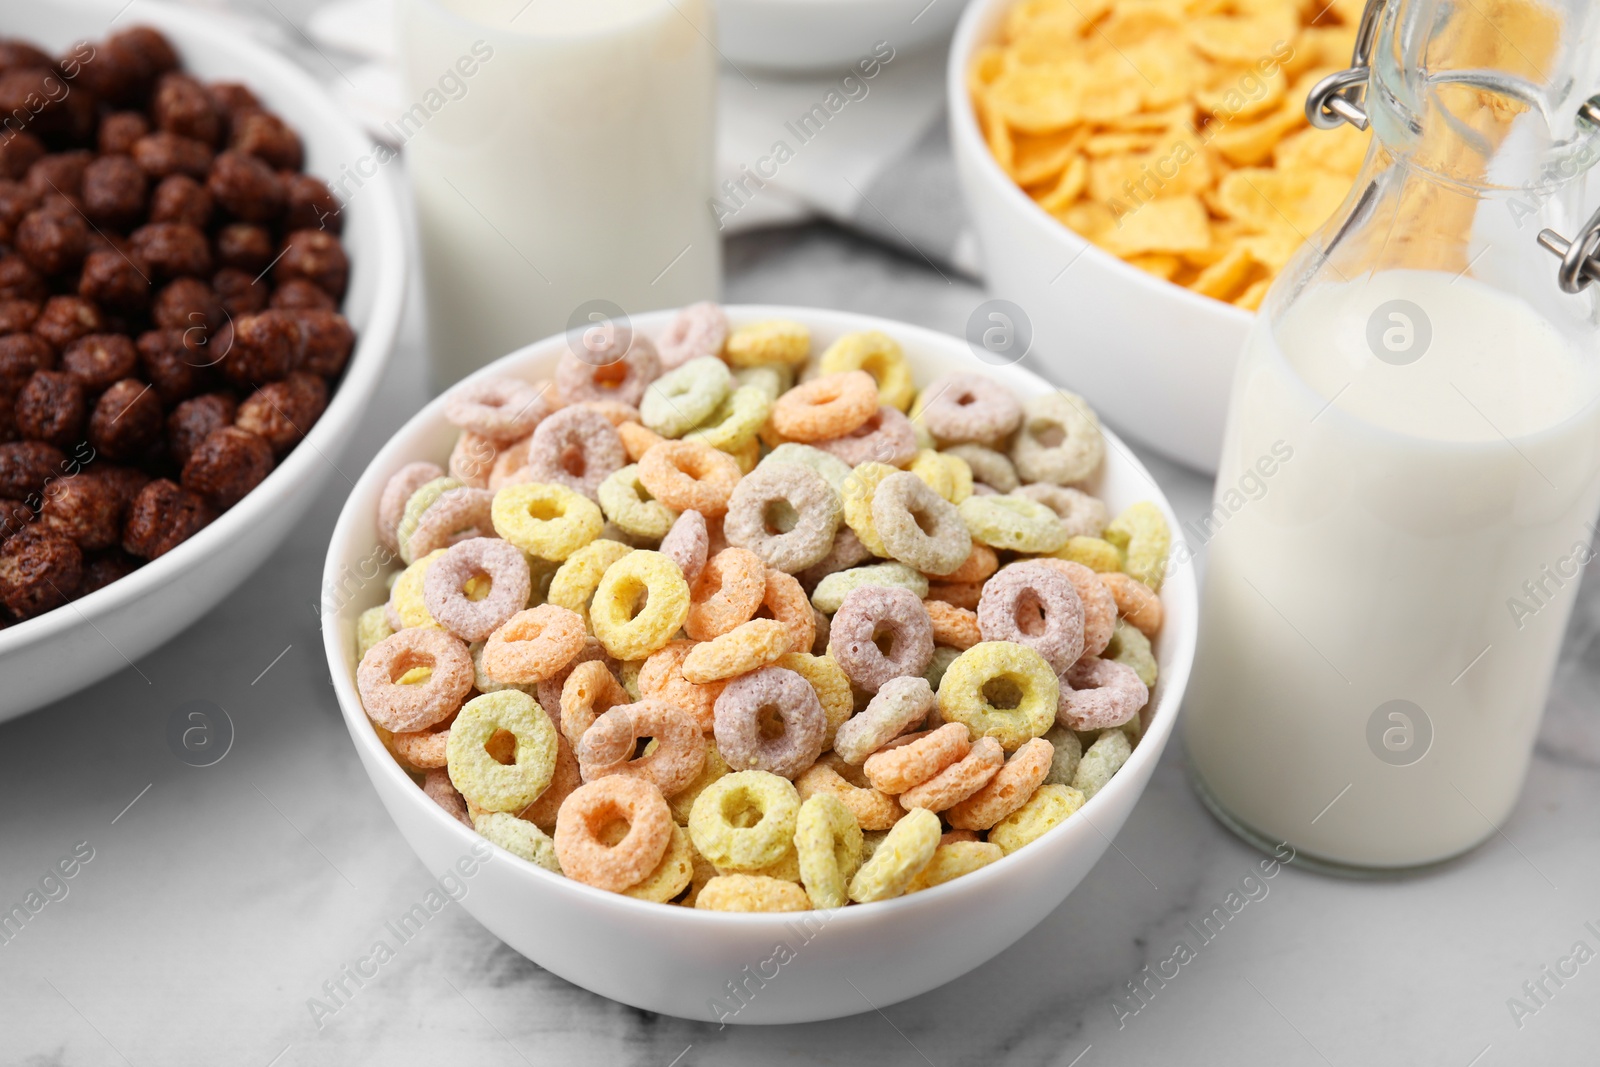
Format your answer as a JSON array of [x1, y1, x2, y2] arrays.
[[924, 600, 981, 650], [684, 547, 765, 641], [638, 640, 726, 733], [577, 699, 706, 796], [358, 628, 474, 733], [618, 421, 665, 462], [559, 658, 630, 750], [946, 736, 1054, 830], [926, 581, 983, 611], [391, 710, 455, 769], [899, 736, 1004, 811], [863, 722, 972, 794], [769, 371, 878, 442], [554, 776, 674, 892], [681, 619, 791, 683], [1100, 571, 1164, 637], [937, 540, 999, 584], [482, 605, 587, 684], [757, 568, 815, 653], [637, 440, 741, 516], [795, 757, 905, 830], [519, 729, 581, 833], [535, 637, 616, 728]]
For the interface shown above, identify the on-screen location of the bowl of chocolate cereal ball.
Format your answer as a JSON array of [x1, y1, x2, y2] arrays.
[[0, 3, 405, 723], [322, 304, 1195, 1022]]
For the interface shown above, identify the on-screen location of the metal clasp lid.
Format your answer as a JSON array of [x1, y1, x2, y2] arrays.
[[1537, 98, 1600, 293], [1304, 0, 1386, 131]]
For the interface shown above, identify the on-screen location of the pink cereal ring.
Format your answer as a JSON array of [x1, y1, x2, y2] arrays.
[[577, 699, 706, 796], [813, 406, 919, 468], [556, 332, 661, 409], [358, 628, 474, 733], [482, 605, 587, 685], [657, 301, 729, 371], [659, 509, 709, 586], [377, 462, 444, 554], [444, 377, 553, 442], [828, 585, 934, 693], [422, 537, 531, 642], [713, 666, 826, 779], [391, 710, 456, 769], [976, 560, 1085, 673], [523, 406, 627, 501], [406, 487, 495, 561], [422, 766, 472, 826], [916, 373, 1023, 445], [1059, 657, 1148, 731], [554, 776, 674, 892]]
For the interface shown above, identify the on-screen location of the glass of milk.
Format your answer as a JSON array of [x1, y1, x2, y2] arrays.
[[395, 0, 721, 389], [1185, 0, 1600, 872]]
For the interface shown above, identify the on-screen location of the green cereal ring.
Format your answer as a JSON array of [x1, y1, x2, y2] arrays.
[[760, 442, 853, 491], [1041, 724, 1083, 786], [847, 807, 940, 903], [819, 330, 917, 412], [724, 319, 810, 368], [1073, 728, 1131, 800], [473, 811, 561, 872], [937, 641, 1058, 751], [989, 784, 1083, 854], [391, 549, 448, 629], [811, 562, 929, 615], [547, 539, 633, 630], [1053, 535, 1122, 573], [840, 461, 898, 556], [469, 640, 536, 696], [1009, 390, 1105, 485], [732, 363, 793, 403], [683, 385, 771, 452], [446, 690, 558, 813], [796, 793, 864, 909], [589, 550, 692, 660], [598, 465, 678, 540], [944, 444, 1019, 492], [688, 770, 801, 870], [356, 605, 394, 661], [923, 645, 962, 694], [640, 356, 731, 438], [958, 495, 1068, 554], [1105, 501, 1171, 591], [492, 482, 604, 561], [1106, 618, 1158, 688], [906, 840, 1003, 893], [396, 477, 463, 565]]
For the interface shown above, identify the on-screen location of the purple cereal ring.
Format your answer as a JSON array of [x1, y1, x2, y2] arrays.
[[536, 637, 617, 727], [723, 462, 842, 574], [406, 487, 495, 561], [977, 561, 1085, 673], [915, 373, 1024, 445], [660, 509, 709, 586], [443, 377, 552, 442], [523, 406, 626, 501], [813, 406, 918, 468], [828, 585, 934, 693], [577, 698, 706, 796], [377, 461, 443, 554], [1059, 657, 1148, 731], [423, 537, 531, 642], [422, 766, 472, 826], [832, 675, 934, 764], [713, 666, 826, 779], [557, 332, 660, 409], [657, 301, 729, 371], [357, 628, 474, 733]]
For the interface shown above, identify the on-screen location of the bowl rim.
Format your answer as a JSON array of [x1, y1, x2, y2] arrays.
[[322, 304, 1197, 927], [945, 0, 1253, 327], [0, 0, 408, 657]]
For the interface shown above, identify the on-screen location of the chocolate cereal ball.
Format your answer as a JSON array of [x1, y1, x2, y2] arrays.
[[235, 371, 326, 454], [151, 277, 222, 333], [0, 254, 46, 302], [0, 70, 90, 143], [214, 223, 273, 273], [128, 221, 211, 280], [212, 267, 268, 317], [167, 392, 236, 466], [0, 40, 54, 74], [0, 130, 44, 181], [81, 547, 139, 594], [147, 173, 212, 227], [273, 229, 348, 298], [218, 310, 297, 387], [207, 150, 283, 223], [153, 72, 222, 147], [0, 298, 38, 334], [283, 309, 354, 377], [181, 424, 272, 507], [208, 83, 261, 121], [282, 172, 340, 233], [0, 495, 33, 542], [33, 295, 105, 352], [268, 278, 334, 312], [231, 110, 302, 171], [0, 181, 40, 245], [39, 470, 131, 551], [0, 440, 64, 499], [77, 247, 151, 313], [0, 334, 53, 395], [98, 112, 150, 156], [137, 328, 211, 404], [0, 525, 83, 619], [89, 378, 163, 460], [132, 132, 213, 180], [81, 154, 148, 229], [14, 371, 85, 448], [25, 152, 93, 201], [123, 477, 214, 559], [110, 26, 179, 79], [15, 208, 88, 277], [61, 334, 138, 394]]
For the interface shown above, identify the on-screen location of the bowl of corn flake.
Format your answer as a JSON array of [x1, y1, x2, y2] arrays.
[[949, 0, 1371, 472]]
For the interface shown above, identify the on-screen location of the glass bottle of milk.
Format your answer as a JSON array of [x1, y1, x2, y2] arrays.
[[1185, 0, 1600, 872]]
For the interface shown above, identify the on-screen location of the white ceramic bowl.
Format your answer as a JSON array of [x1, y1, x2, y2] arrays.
[[947, 0, 1249, 474], [322, 305, 1196, 1023], [718, 0, 968, 72], [0, 0, 406, 724]]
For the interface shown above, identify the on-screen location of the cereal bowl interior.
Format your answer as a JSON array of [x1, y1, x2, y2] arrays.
[[323, 306, 1195, 1023], [0, 0, 405, 722]]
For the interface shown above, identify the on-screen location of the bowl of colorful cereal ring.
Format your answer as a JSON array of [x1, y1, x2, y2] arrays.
[[322, 304, 1195, 1022], [948, 0, 1372, 472], [0, 3, 405, 721]]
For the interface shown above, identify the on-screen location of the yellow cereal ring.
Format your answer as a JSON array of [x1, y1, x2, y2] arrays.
[[546, 539, 633, 631], [668, 740, 730, 824], [1073, 728, 1131, 800], [819, 330, 916, 412], [989, 783, 1084, 854], [716, 843, 801, 881], [680, 618, 790, 683], [847, 807, 940, 903], [724, 319, 810, 368], [957, 495, 1067, 554], [1104, 501, 1171, 591], [597, 465, 677, 540], [623, 823, 695, 902], [695, 874, 811, 912], [906, 840, 1003, 893], [937, 641, 1058, 751], [688, 770, 800, 870], [1105, 618, 1158, 688], [683, 385, 771, 452], [356, 604, 395, 660], [446, 690, 558, 813], [840, 461, 898, 556], [589, 550, 691, 660], [1052, 535, 1122, 573], [492, 483, 604, 561], [473, 810, 561, 872], [908, 449, 973, 504], [796, 793, 864, 909], [775, 652, 853, 748], [390, 548, 448, 629]]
